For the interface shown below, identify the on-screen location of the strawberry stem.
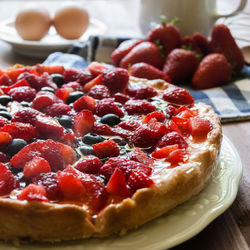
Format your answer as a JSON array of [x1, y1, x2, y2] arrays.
[[170, 17, 180, 25], [160, 15, 167, 25]]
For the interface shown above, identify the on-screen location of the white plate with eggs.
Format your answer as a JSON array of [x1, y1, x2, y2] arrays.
[[0, 17, 107, 58]]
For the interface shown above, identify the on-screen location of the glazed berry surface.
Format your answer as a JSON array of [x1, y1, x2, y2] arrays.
[[0, 64, 213, 215]]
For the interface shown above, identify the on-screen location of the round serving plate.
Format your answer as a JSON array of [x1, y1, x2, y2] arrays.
[[0, 135, 242, 250]]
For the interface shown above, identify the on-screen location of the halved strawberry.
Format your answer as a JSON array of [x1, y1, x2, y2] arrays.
[[17, 184, 48, 202], [170, 116, 191, 136], [127, 170, 154, 191], [0, 73, 12, 86], [74, 155, 103, 174], [158, 131, 188, 149], [0, 116, 10, 128], [87, 62, 107, 76], [106, 168, 131, 197], [189, 117, 213, 138], [73, 110, 95, 137], [1, 79, 30, 94], [0, 131, 12, 146], [0, 122, 36, 141], [73, 95, 96, 112], [82, 74, 103, 93], [0, 163, 19, 195], [55, 87, 74, 102], [36, 64, 64, 75], [176, 106, 197, 119], [152, 145, 179, 159], [129, 148, 154, 166], [142, 111, 166, 124], [57, 142, 77, 166], [23, 156, 51, 179], [92, 140, 120, 158], [35, 115, 64, 139], [167, 149, 188, 163]]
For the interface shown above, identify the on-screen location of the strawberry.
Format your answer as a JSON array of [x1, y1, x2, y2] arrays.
[[152, 145, 179, 159], [63, 68, 94, 85], [111, 39, 143, 66], [8, 86, 36, 102], [162, 86, 194, 106], [5, 67, 36, 82], [55, 87, 74, 102], [189, 117, 213, 138], [170, 116, 191, 136], [87, 62, 107, 76], [95, 98, 124, 117], [127, 170, 153, 191], [158, 131, 188, 149], [73, 95, 96, 112], [31, 172, 63, 201], [129, 62, 171, 82], [58, 132, 75, 147], [88, 85, 111, 100], [57, 142, 77, 166], [17, 184, 48, 202], [23, 156, 51, 179], [142, 111, 166, 123], [1, 79, 30, 94], [146, 21, 181, 56], [0, 73, 12, 86], [62, 81, 83, 92], [100, 157, 152, 180], [102, 68, 129, 93], [165, 105, 177, 119], [36, 64, 64, 75], [11, 107, 41, 125], [123, 99, 156, 115], [92, 139, 120, 158], [126, 84, 157, 99], [92, 122, 113, 136], [129, 148, 154, 166], [181, 35, 202, 54], [0, 122, 36, 141], [74, 155, 103, 174], [163, 48, 199, 83], [192, 53, 232, 89], [192, 32, 209, 55], [209, 24, 244, 73], [106, 168, 131, 197], [35, 115, 64, 139], [73, 110, 95, 137], [167, 148, 188, 164], [120, 41, 164, 69], [176, 106, 197, 119], [113, 93, 129, 104], [0, 152, 9, 163], [11, 139, 65, 170], [0, 163, 19, 195], [118, 120, 140, 131], [0, 116, 10, 128], [82, 74, 103, 93]]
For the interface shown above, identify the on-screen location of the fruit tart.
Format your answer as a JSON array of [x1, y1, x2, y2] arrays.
[[0, 64, 222, 242]]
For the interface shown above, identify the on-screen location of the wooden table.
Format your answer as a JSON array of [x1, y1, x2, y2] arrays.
[[0, 1, 249, 249]]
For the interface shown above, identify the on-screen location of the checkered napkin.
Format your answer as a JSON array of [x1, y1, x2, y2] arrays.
[[44, 36, 250, 123]]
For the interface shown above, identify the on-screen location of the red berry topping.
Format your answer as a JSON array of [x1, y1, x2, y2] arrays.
[[36, 64, 64, 75], [127, 170, 154, 191], [189, 117, 213, 138], [124, 99, 156, 115], [8, 86, 36, 102], [17, 184, 48, 202], [11, 107, 41, 125], [23, 156, 51, 179], [158, 131, 188, 149], [113, 92, 130, 104], [0, 131, 12, 146], [93, 140, 120, 158], [43, 103, 71, 117], [74, 155, 103, 174], [152, 145, 179, 159], [167, 149, 188, 164], [63, 69, 94, 85], [142, 111, 166, 123], [0, 116, 10, 128], [0, 152, 9, 163], [87, 62, 107, 76], [126, 84, 157, 99], [92, 122, 113, 136], [163, 86, 194, 106], [73, 110, 95, 137], [0, 163, 19, 195], [129, 148, 154, 166], [95, 98, 124, 117], [88, 85, 111, 100], [102, 68, 129, 93], [73, 95, 96, 112], [106, 168, 131, 197], [118, 120, 140, 131]]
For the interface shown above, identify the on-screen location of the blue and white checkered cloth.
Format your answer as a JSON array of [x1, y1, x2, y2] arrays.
[[44, 36, 250, 123]]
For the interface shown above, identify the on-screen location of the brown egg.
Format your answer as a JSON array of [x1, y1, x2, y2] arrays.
[[15, 8, 51, 41], [53, 6, 89, 40]]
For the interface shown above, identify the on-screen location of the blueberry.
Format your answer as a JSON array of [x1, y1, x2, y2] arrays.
[[40, 87, 55, 93], [20, 101, 31, 107], [100, 114, 121, 126], [0, 111, 12, 120], [66, 91, 85, 104], [6, 139, 28, 156], [0, 105, 8, 112], [56, 115, 73, 128], [79, 145, 95, 156], [82, 133, 104, 145], [0, 95, 12, 106], [51, 73, 64, 87]]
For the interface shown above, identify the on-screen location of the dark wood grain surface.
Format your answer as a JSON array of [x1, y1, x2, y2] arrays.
[[0, 1, 249, 249]]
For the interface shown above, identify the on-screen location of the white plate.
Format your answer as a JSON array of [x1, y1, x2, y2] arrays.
[[0, 136, 242, 250], [0, 18, 107, 58]]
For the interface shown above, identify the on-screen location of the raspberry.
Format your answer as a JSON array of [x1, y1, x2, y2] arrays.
[[124, 99, 156, 115], [102, 68, 129, 93], [165, 105, 177, 119], [127, 170, 154, 191], [62, 81, 82, 91], [8, 86, 36, 102], [11, 107, 41, 125], [74, 155, 103, 174], [0, 73, 12, 86], [92, 140, 120, 158], [43, 103, 72, 117], [158, 131, 188, 148], [63, 69, 94, 85], [118, 120, 140, 131], [32, 172, 63, 201], [0, 152, 9, 163], [113, 92, 130, 104], [100, 157, 152, 180], [126, 85, 157, 99], [88, 85, 111, 100], [0, 116, 10, 128], [95, 98, 124, 117]]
